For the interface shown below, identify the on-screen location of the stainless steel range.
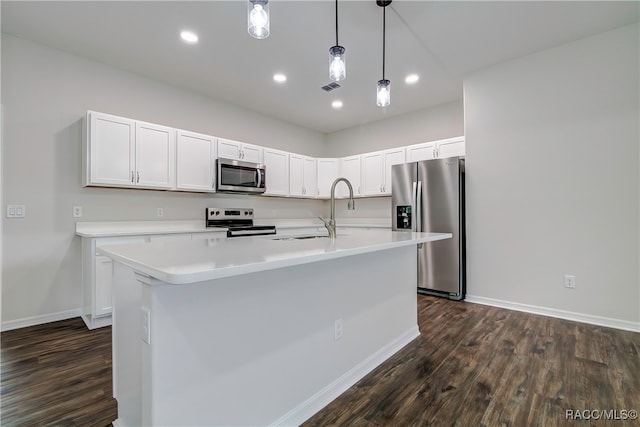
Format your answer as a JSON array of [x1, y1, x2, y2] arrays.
[[205, 208, 276, 237]]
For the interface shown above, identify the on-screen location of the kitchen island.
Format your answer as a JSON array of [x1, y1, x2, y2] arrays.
[[100, 228, 451, 427]]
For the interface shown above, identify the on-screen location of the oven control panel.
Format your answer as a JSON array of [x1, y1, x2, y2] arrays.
[[206, 208, 254, 220]]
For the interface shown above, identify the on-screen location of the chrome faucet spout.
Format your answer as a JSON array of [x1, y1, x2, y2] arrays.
[[321, 177, 355, 239]]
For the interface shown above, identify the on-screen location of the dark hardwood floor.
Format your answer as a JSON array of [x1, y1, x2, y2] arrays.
[[1, 318, 116, 427], [304, 296, 640, 427], [1, 296, 638, 426]]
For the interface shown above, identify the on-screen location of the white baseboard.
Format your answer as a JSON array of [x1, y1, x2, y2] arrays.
[[465, 295, 640, 333], [1, 308, 82, 332], [270, 326, 420, 427]]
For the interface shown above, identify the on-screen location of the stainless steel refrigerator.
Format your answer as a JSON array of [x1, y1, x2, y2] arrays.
[[392, 157, 465, 300]]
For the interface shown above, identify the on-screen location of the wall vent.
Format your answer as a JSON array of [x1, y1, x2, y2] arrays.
[[321, 82, 341, 92]]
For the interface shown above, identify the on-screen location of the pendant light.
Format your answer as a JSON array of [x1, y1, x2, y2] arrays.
[[376, 0, 391, 107], [248, 0, 270, 39], [329, 0, 346, 82]]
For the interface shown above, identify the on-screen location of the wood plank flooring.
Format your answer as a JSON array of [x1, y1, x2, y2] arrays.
[[304, 296, 640, 427], [1, 318, 116, 427], [1, 296, 638, 426]]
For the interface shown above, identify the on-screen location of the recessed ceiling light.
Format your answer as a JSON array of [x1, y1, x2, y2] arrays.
[[405, 74, 419, 84], [180, 30, 198, 44], [273, 73, 287, 83], [332, 100, 343, 109]]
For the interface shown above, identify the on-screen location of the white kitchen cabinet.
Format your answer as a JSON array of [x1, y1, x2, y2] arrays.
[[289, 154, 317, 197], [339, 155, 362, 197], [85, 111, 135, 187], [406, 141, 437, 162], [176, 130, 217, 192], [217, 138, 264, 163], [406, 136, 465, 162], [361, 148, 406, 196], [317, 158, 339, 198], [435, 136, 465, 158], [263, 148, 290, 196], [135, 121, 175, 189], [94, 255, 114, 317], [85, 111, 175, 190]]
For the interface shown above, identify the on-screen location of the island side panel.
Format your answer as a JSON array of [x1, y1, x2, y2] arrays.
[[142, 245, 417, 426]]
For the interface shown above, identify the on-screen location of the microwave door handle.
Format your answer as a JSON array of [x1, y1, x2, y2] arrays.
[[257, 168, 263, 188]]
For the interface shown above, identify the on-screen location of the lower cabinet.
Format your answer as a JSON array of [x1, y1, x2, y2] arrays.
[[81, 232, 197, 329]]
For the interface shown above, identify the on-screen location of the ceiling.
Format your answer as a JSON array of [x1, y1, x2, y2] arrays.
[[2, 1, 638, 134]]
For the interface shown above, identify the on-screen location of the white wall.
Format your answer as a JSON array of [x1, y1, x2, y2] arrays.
[[326, 100, 464, 158], [1, 35, 327, 327], [464, 24, 639, 328]]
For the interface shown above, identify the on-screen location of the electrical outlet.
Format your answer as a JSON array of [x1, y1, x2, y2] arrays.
[[156, 208, 164, 217], [334, 318, 343, 341], [6, 204, 26, 218], [73, 206, 83, 218], [564, 275, 576, 289], [141, 307, 151, 344]]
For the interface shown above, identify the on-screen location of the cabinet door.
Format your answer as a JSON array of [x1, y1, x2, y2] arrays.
[[303, 157, 318, 197], [176, 131, 216, 192], [339, 155, 361, 197], [406, 141, 436, 162], [88, 112, 135, 186], [263, 148, 289, 196], [289, 154, 304, 197], [217, 138, 243, 160], [241, 143, 264, 163], [436, 137, 465, 158], [361, 152, 384, 196], [317, 158, 339, 198], [135, 122, 175, 189], [382, 148, 406, 194], [94, 255, 113, 316]]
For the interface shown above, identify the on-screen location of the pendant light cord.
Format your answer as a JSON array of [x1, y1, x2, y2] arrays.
[[335, 0, 339, 46], [382, 5, 386, 80]]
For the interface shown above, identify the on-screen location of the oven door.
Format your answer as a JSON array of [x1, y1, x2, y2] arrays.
[[216, 158, 266, 194]]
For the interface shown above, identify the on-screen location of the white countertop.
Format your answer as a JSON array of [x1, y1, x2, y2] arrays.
[[99, 228, 451, 285], [75, 218, 390, 237]]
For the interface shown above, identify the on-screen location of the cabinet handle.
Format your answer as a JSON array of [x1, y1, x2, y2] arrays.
[[136, 171, 140, 183], [131, 171, 134, 183]]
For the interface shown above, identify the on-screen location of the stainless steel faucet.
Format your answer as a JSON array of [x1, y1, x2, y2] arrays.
[[319, 177, 355, 239]]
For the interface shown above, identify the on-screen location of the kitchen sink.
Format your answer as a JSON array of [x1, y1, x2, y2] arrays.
[[271, 235, 330, 241]]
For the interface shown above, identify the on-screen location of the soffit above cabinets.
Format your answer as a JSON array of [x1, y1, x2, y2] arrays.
[[2, 1, 638, 134]]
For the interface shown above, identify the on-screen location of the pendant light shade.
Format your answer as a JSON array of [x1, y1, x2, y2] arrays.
[[376, 0, 391, 107], [329, 46, 346, 82], [329, 0, 346, 82], [377, 79, 391, 107], [248, 0, 270, 39]]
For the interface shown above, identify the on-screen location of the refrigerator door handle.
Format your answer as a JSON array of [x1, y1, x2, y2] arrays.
[[412, 181, 417, 231], [416, 181, 423, 232]]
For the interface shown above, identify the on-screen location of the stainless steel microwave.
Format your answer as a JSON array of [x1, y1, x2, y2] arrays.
[[216, 158, 266, 194]]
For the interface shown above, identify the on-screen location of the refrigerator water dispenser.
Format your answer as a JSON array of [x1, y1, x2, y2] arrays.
[[396, 206, 412, 229]]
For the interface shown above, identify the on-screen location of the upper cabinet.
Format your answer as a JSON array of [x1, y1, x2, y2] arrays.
[[434, 136, 465, 159], [406, 136, 465, 162], [317, 158, 339, 198], [289, 154, 317, 198], [85, 111, 175, 190], [85, 111, 464, 199], [361, 148, 406, 196], [339, 155, 362, 198], [175, 130, 217, 192], [263, 148, 289, 196], [217, 138, 264, 163]]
